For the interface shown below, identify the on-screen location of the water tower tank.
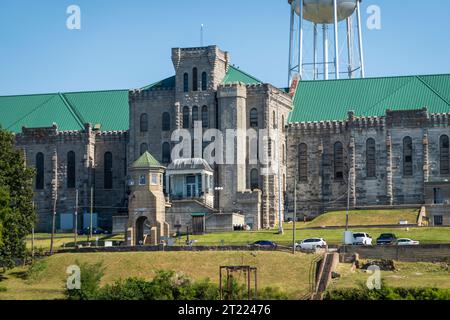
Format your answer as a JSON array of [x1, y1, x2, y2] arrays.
[[295, 0, 358, 24]]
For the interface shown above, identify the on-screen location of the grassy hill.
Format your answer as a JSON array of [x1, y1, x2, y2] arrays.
[[296, 208, 419, 229], [0, 251, 318, 300]]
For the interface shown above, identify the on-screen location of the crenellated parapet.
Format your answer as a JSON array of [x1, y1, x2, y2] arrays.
[[129, 87, 174, 103], [429, 113, 450, 127]]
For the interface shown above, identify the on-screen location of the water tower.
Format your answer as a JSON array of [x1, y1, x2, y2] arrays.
[[287, 0, 365, 85]]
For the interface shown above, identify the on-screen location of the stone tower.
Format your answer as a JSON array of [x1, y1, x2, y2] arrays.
[[126, 152, 170, 246]]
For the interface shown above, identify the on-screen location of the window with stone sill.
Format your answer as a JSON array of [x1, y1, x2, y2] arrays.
[[35, 152, 45, 190], [151, 174, 158, 185], [139, 175, 146, 186], [440, 135, 450, 175], [334, 142, 344, 180], [366, 138, 376, 178], [403, 137, 413, 177]]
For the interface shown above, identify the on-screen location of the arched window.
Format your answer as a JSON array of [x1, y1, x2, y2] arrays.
[[162, 142, 171, 163], [282, 115, 285, 133], [192, 106, 199, 127], [162, 112, 171, 131], [334, 142, 344, 180], [183, 106, 190, 129], [192, 68, 198, 91], [298, 144, 308, 182], [282, 143, 286, 164], [201, 72, 207, 91], [250, 108, 258, 128], [250, 169, 259, 190], [36, 153, 44, 190], [140, 113, 148, 133], [104, 152, 113, 190], [183, 73, 189, 92], [403, 137, 413, 176], [202, 105, 208, 128], [440, 135, 450, 175], [273, 111, 276, 129], [366, 138, 376, 178], [140, 143, 148, 155], [67, 151, 76, 189]]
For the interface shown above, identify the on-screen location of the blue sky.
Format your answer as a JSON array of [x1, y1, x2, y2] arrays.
[[1, 0, 449, 96]]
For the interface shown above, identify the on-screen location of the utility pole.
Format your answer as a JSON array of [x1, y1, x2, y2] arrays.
[[346, 168, 351, 231], [293, 178, 297, 254], [50, 193, 57, 255], [275, 93, 284, 235], [31, 202, 35, 260], [90, 186, 94, 241], [74, 189, 78, 247]]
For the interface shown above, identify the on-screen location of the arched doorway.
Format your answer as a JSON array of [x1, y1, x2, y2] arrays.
[[135, 216, 150, 245]]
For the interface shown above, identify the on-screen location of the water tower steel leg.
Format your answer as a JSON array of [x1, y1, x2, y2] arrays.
[[288, 4, 295, 86], [347, 17, 354, 78], [333, 0, 340, 79], [313, 23, 318, 80], [323, 24, 329, 80], [356, 0, 366, 78], [298, 0, 304, 79]]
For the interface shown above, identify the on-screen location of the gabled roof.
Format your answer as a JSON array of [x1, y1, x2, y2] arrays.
[[167, 158, 213, 172], [0, 90, 129, 132], [289, 74, 450, 123], [131, 151, 162, 169], [222, 65, 263, 85]]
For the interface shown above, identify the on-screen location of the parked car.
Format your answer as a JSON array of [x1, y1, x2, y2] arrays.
[[376, 233, 397, 245], [352, 232, 373, 245], [396, 238, 420, 246], [296, 238, 327, 250], [77, 227, 110, 236], [248, 240, 277, 249]]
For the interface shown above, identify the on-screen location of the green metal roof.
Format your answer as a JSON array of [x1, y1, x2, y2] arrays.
[[0, 90, 129, 133], [141, 76, 176, 91], [222, 65, 263, 85], [131, 151, 161, 169], [289, 74, 450, 123]]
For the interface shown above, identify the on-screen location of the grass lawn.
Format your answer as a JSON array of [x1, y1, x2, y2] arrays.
[[182, 227, 450, 246], [26, 234, 119, 251], [291, 208, 419, 229], [329, 261, 450, 291], [0, 251, 318, 300]]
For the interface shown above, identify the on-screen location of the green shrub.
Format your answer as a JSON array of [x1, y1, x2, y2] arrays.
[[325, 281, 450, 300], [26, 260, 48, 282], [65, 260, 105, 300], [0, 286, 6, 292]]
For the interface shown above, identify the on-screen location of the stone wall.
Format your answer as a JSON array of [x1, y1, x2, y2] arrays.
[[287, 109, 450, 218]]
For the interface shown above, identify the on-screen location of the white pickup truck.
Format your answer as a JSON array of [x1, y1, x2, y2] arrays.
[[352, 232, 373, 245]]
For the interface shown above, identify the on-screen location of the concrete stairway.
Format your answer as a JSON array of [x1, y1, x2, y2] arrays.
[[311, 252, 339, 300]]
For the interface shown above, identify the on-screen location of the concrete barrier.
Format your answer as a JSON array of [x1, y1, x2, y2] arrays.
[[338, 244, 450, 262]]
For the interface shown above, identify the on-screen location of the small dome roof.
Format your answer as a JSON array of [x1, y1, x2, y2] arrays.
[[167, 158, 213, 172], [131, 152, 162, 169]]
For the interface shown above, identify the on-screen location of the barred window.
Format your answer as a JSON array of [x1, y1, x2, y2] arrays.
[[162, 112, 171, 131], [366, 138, 376, 178], [183, 73, 189, 92], [440, 135, 450, 175], [298, 144, 308, 182], [192, 68, 198, 92], [36, 152, 44, 190], [334, 142, 344, 180], [183, 107, 190, 129], [104, 152, 113, 190], [250, 169, 259, 190], [403, 137, 413, 176], [140, 113, 148, 133], [202, 105, 209, 128], [250, 108, 258, 128], [67, 151, 76, 189], [192, 106, 199, 127], [162, 142, 171, 163], [201, 72, 207, 91], [140, 143, 148, 156]]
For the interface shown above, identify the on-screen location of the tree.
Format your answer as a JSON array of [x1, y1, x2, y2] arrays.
[[0, 127, 36, 270]]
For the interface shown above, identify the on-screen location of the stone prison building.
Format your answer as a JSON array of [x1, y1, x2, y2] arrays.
[[1, 45, 450, 235]]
